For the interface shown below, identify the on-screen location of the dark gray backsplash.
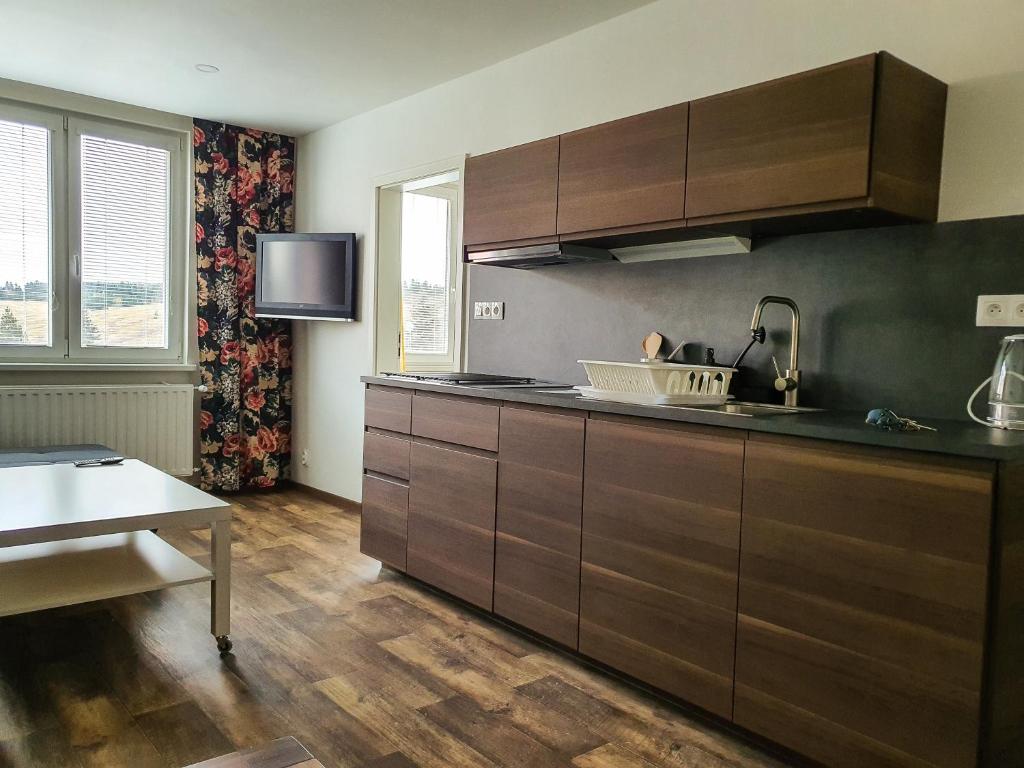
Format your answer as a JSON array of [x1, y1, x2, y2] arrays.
[[467, 215, 1024, 421]]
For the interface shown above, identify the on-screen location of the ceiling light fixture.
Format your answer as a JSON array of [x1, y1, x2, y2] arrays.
[[195, 64, 220, 74]]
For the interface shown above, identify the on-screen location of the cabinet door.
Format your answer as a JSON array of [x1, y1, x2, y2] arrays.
[[735, 434, 993, 768], [494, 406, 584, 648], [407, 441, 497, 610], [580, 416, 744, 718], [557, 103, 688, 236], [463, 137, 559, 248], [361, 473, 409, 571], [686, 54, 876, 219]]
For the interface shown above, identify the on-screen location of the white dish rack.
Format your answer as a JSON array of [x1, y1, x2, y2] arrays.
[[577, 360, 736, 406]]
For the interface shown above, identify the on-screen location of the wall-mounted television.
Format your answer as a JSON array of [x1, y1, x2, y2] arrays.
[[255, 233, 357, 321]]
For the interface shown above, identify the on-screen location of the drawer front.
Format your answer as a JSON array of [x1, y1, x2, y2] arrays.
[[494, 406, 585, 648], [365, 387, 412, 433], [363, 431, 410, 480], [411, 393, 499, 452], [360, 474, 409, 571], [735, 434, 994, 768], [407, 442, 497, 610], [579, 416, 744, 718]]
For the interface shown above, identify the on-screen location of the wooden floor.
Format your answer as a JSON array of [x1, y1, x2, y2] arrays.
[[0, 488, 789, 768]]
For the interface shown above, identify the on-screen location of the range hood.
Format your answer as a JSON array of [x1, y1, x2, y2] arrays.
[[612, 236, 751, 263], [468, 235, 753, 269], [467, 243, 613, 269]]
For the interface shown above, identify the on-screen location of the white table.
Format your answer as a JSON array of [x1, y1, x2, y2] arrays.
[[0, 459, 234, 653]]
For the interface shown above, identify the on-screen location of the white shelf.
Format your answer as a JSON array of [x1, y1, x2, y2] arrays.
[[0, 531, 212, 618]]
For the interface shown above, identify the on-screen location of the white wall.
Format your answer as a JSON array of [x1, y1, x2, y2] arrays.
[[293, 0, 1024, 500]]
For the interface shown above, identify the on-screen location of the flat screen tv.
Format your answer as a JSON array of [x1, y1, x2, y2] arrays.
[[255, 233, 357, 321]]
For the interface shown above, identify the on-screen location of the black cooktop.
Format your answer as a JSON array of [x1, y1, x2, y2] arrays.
[[381, 372, 536, 386]]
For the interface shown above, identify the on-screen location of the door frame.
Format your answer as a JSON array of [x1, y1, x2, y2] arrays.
[[368, 155, 467, 375]]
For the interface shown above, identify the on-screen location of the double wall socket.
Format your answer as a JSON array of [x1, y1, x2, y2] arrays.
[[976, 295, 1024, 327], [473, 301, 505, 320]]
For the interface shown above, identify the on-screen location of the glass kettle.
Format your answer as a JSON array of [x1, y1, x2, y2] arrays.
[[971, 334, 1024, 430]]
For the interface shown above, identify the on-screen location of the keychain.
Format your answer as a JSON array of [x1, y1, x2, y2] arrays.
[[866, 408, 937, 432]]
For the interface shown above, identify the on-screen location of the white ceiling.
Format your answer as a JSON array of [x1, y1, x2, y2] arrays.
[[0, 0, 653, 136]]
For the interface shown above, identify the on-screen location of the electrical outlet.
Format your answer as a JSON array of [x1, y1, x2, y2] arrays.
[[300, 448, 310, 466], [976, 295, 1024, 327], [473, 301, 504, 320]]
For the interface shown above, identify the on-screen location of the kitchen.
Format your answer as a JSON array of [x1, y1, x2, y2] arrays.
[[2, 3, 1022, 768], [355, 50, 1024, 768]]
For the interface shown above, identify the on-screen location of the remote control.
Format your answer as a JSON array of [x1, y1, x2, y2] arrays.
[[73, 456, 126, 467]]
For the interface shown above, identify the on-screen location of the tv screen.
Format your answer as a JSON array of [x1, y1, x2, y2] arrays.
[[255, 233, 357, 321]]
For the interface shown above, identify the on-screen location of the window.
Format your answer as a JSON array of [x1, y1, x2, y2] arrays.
[[375, 166, 464, 374], [400, 188, 456, 359], [0, 109, 58, 354], [0, 102, 186, 364]]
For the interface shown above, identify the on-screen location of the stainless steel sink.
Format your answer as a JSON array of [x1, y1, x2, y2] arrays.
[[673, 401, 822, 417]]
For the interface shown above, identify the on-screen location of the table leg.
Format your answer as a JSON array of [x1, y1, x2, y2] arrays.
[[211, 518, 232, 652]]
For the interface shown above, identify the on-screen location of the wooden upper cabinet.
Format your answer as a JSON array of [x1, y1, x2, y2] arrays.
[[463, 137, 559, 249], [556, 103, 688, 237], [686, 54, 876, 219], [735, 434, 994, 768], [686, 52, 946, 225], [869, 52, 948, 221], [579, 415, 744, 719], [461, 52, 944, 255]]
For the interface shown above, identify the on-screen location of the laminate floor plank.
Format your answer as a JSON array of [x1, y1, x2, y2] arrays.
[[0, 727, 83, 768], [135, 700, 234, 767], [0, 487, 782, 768]]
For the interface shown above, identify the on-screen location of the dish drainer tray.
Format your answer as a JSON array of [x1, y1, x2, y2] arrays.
[[574, 386, 730, 407], [577, 360, 736, 402]]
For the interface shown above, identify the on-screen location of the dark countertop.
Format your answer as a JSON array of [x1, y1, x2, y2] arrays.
[[362, 375, 1024, 462]]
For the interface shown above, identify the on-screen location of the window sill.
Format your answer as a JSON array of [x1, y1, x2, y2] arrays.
[[0, 362, 197, 372]]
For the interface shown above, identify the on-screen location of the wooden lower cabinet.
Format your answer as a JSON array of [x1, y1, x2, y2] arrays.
[[494, 405, 585, 648], [406, 441, 497, 610], [579, 416, 744, 718], [360, 473, 409, 571], [735, 434, 995, 768], [360, 386, 1016, 768]]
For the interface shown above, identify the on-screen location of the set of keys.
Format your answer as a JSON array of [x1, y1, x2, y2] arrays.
[[865, 408, 937, 432]]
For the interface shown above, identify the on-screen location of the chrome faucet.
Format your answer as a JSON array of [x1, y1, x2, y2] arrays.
[[750, 296, 801, 407]]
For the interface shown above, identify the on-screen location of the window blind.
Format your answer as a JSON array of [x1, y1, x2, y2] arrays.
[[80, 134, 170, 348], [400, 191, 451, 355], [0, 119, 50, 346]]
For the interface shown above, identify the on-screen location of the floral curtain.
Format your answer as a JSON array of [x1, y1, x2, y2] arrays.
[[194, 119, 295, 491]]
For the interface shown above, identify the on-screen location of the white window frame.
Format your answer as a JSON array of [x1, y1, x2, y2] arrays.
[[67, 117, 185, 363], [0, 100, 188, 365], [400, 184, 460, 372], [371, 158, 467, 375], [0, 102, 67, 361]]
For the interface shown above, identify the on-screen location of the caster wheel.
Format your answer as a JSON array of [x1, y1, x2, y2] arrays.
[[216, 635, 233, 654]]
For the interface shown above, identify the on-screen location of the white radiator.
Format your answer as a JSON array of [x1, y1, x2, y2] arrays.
[[0, 386, 195, 476]]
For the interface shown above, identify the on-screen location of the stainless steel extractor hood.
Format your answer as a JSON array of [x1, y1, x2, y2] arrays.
[[468, 243, 613, 269]]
